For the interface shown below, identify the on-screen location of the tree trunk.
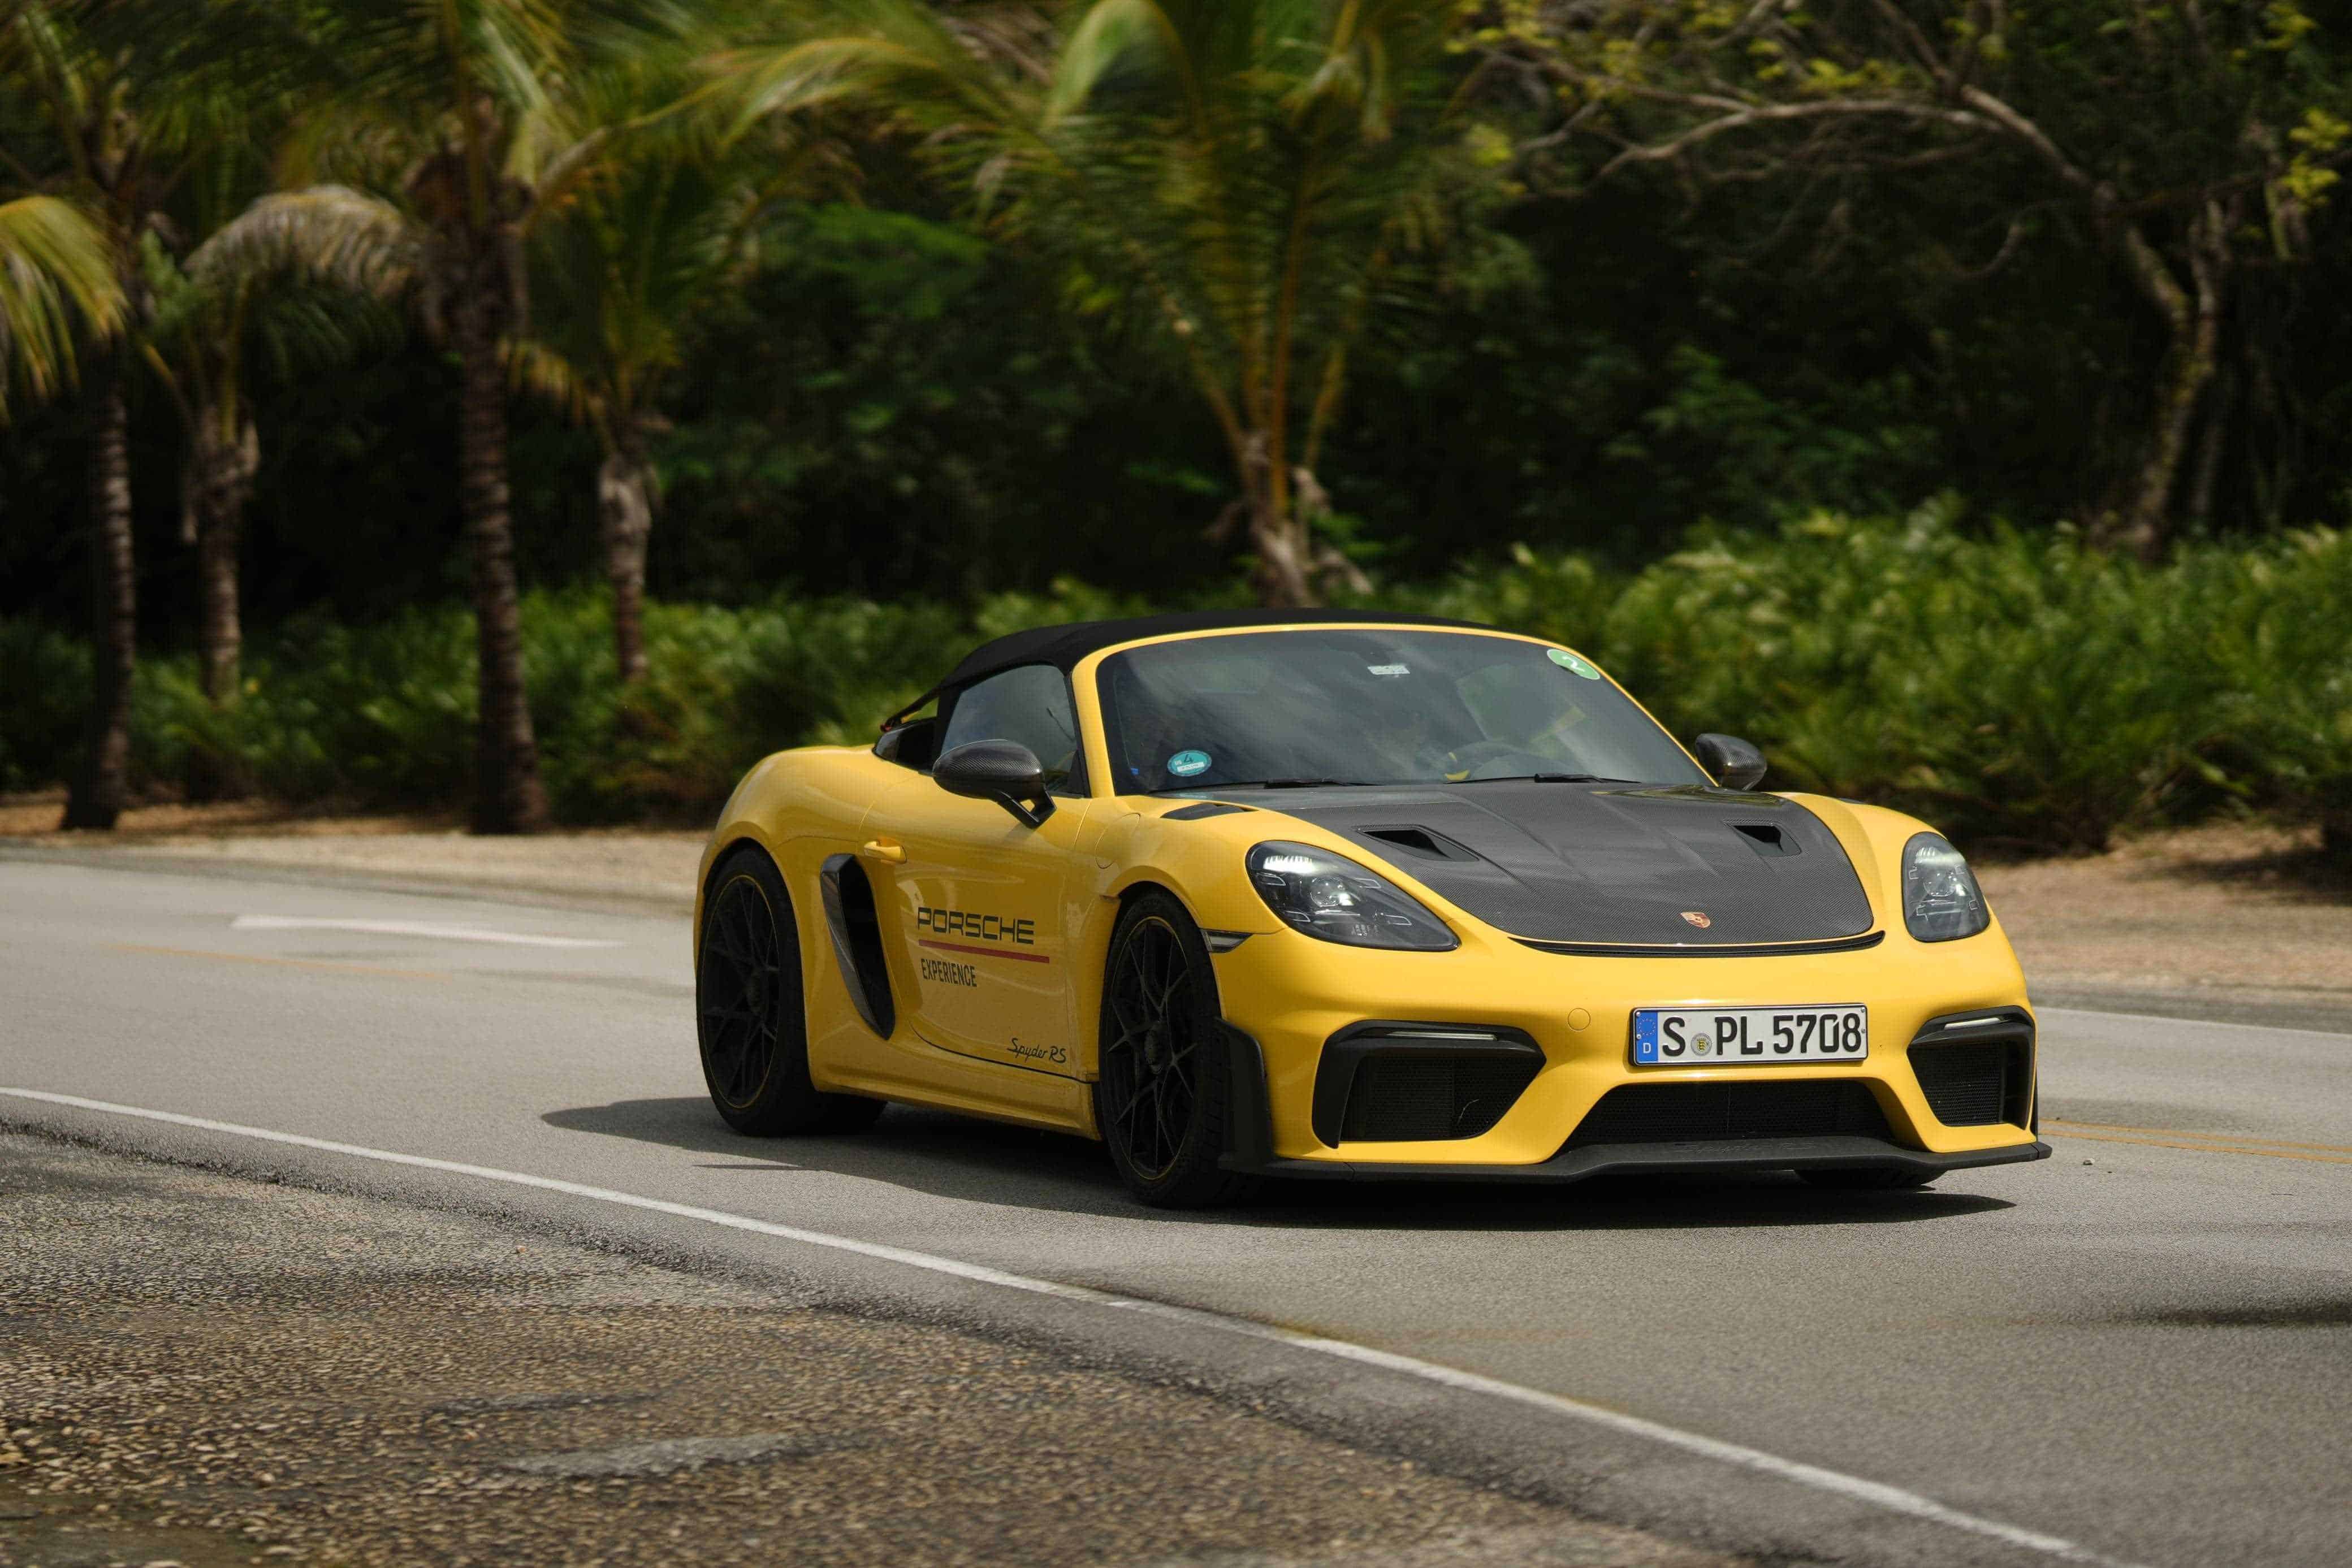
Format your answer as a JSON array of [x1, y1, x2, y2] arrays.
[[183, 414, 259, 803], [1248, 500, 1317, 608], [2183, 365, 2234, 536], [455, 253, 551, 835], [1235, 431, 1317, 608], [598, 446, 654, 685], [62, 370, 136, 830], [192, 415, 257, 704], [2098, 210, 2228, 562]]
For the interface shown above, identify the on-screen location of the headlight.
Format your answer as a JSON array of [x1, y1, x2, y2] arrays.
[[1901, 833, 1988, 942], [1247, 841, 1458, 951]]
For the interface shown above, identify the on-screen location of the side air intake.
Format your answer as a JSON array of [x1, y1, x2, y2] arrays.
[[818, 854, 895, 1039]]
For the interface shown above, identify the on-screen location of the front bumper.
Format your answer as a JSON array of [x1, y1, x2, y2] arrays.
[[1216, 1025, 2049, 1181], [1207, 917, 2044, 1177]]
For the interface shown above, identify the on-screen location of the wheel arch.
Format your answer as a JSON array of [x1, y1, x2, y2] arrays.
[[1071, 877, 1191, 1082], [696, 832, 780, 951]]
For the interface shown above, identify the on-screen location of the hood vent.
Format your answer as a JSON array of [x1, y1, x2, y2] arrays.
[[1732, 822, 1800, 857], [1266, 784, 1873, 946], [1359, 825, 1481, 863]]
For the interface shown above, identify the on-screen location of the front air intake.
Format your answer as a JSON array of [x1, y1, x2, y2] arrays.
[[1910, 1042, 2026, 1126], [1906, 1008, 2035, 1128], [1342, 1055, 1542, 1142], [1564, 1081, 1892, 1147], [1312, 1024, 1545, 1145]]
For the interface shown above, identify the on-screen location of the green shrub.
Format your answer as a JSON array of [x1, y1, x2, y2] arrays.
[[1389, 505, 2350, 854], [5, 516, 2347, 851], [0, 618, 90, 793]]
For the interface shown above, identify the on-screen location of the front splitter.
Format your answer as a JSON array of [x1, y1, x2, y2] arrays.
[[1226, 1134, 2052, 1183]]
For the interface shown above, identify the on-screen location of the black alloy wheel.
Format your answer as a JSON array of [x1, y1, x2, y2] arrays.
[[695, 846, 884, 1136], [1092, 890, 1247, 1207]]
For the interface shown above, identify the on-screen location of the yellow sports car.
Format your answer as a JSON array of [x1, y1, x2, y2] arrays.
[[695, 612, 2049, 1206]]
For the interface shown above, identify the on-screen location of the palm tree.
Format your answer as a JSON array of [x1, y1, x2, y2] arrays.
[[511, 129, 841, 683], [0, 193, 123, 417], [151, 209, 394, 776], [2, 1, 257, 828], [199, 0, 691, 831], [720, 0, 1508, 606]]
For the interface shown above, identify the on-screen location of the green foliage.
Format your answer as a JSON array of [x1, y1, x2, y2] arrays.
[[0, 616, 89, 791], [1390, 508, 2352, 853], [8, 522, 2347, 853]]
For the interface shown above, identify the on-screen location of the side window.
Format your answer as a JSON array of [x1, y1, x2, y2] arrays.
[[937, 665, 1087, 795]]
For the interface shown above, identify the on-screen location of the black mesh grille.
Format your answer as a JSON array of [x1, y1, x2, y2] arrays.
[[1564, 1080, 1892, 1147], [1910, 1043, 2013, 1126], [1341, 1056, 1541, 1142]]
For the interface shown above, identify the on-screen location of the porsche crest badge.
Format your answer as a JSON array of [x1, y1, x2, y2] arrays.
[[1680, 911, 1713, 929]]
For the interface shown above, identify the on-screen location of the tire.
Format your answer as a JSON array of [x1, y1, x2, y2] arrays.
[[1798, 1166, 1936, 1191], [696, 846, 885, 1136], [1091, 890, 1250, 1209]]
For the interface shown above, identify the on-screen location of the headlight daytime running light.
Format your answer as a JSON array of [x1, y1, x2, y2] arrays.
[[1246, 841, 1458, 951], [1901, 832, 1989, 943]]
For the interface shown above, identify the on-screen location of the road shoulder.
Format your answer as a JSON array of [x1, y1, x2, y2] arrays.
[[0, 1132, 1729, 1568]]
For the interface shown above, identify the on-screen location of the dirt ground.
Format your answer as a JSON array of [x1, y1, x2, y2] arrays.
[[5, 792, 2347, 1024]]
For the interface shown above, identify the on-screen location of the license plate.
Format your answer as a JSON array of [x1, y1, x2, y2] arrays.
[[1631, 1005, 1868, 1065]]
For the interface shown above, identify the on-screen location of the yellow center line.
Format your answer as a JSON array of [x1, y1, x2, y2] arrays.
[[2048, 1125, 2352, 1167], [105, 942, 449, 982], [2046, 1118, 2352, 1156]]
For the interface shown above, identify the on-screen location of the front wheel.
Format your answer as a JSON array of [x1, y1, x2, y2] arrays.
[[697, 846, 885, 1136], [1091, 891, 1250, 1209]]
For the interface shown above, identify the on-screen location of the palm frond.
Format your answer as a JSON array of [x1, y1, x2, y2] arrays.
[[188, 185, 425, 301], [0, 193, 124, 419], [504, 333, 603, 427]]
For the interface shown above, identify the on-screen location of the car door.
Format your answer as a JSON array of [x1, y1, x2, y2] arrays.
[[866, 665, 1096, 1078]]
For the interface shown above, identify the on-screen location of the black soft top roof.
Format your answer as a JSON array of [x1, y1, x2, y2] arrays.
[[887, 608, 1497, 730], [941, 608, 1494, 690]]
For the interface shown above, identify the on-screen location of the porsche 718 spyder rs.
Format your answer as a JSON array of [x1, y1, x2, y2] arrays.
[[693, 610, 2050, 1206]]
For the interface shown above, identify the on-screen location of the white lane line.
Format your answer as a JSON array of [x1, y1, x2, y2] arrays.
[[230, 915, 620, 950], [0, 1087, 2148, 1568]]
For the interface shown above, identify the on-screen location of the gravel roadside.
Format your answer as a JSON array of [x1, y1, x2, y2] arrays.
[[0, 1134, 1733, 1568]]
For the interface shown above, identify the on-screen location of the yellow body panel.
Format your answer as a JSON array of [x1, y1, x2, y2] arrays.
[[698, 623, 2038, 1169]]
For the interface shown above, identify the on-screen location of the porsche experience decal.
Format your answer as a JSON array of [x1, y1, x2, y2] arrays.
[[919, 955, 979, 987], [914, 904, 1050, 964]]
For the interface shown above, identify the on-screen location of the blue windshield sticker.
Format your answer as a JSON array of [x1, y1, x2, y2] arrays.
[[1548, 647, 1603, 679], [1167, 749, 1212, 778]]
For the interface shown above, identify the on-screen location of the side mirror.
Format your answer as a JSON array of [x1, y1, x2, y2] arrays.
[[1693, 733, 1767, 791], [933, 739, 1056, 828]]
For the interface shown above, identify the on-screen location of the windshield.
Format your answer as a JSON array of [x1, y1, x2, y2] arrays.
[[1096, 630, 1709, 794]]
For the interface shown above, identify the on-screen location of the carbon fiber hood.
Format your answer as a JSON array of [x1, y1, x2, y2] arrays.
[[1260, 782, 1875, 947]]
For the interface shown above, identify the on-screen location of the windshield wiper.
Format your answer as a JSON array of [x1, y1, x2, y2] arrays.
[[1231, 777, 1363, 789], [1456, 773, 1638, 785]]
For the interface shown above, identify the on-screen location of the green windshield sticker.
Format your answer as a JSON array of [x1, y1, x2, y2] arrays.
[[1548, 647, 1602, 679], [1167, 749, 1212, 777]]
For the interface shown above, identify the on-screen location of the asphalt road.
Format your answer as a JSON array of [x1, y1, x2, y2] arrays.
[[4, 859, 2348, 1568]]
